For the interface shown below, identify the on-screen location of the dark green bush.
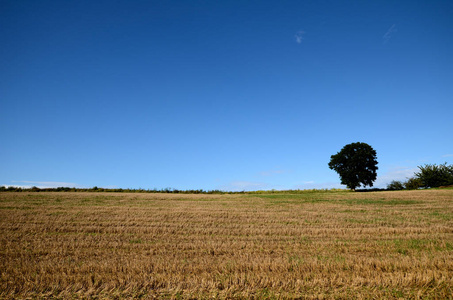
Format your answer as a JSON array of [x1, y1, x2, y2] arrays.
[[387, 180, 405, 190], [404, 177, 423, 190]]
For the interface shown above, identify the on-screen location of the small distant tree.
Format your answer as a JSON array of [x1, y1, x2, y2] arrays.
[[328, 142, 378, 191], [404, 177, 422, 190], [415, 163, 453, 188], [387, 180, 404, 190]]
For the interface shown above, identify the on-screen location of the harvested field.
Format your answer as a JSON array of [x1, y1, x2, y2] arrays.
[[1, 190, 453, 299]]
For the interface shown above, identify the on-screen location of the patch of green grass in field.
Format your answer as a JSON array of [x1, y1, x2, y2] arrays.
[[344, 198, 420, 205], [129, 239, 143, 244], [253, 194, 334, 206], [445, 242, 453, 251], [254, 194, 318, 200], [407, 239, 428, 250], [287, 254, 304, 264], [256, 288, 279, 299], [174, 197, 227, 202], [434, 241, 453, 252], [76, 195, 122, 206], [346, 218, 364, 224], [46, 231, 75, 236], [339, 209, 367, 213], [0, 206, 33, 210], [432, 186, 453, 190], [391, 238, 453, 254], [429, 211, 453, 221], [390, 289, 406, 298], [47, 211, 67, 216], [253, 193, 421, 206], [304, 219, 322, 224]]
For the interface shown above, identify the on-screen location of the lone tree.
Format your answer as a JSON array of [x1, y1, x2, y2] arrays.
[[328, 142, 378, 190]]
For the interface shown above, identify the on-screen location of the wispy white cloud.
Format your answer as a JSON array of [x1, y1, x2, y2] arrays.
[[295, 30, 305, 44], [374, 166, 418, 188], [442, 154, 453, 157], [101, 185, 119, 189], [383, 24, 397, 44], [8, 180, 81, 188], [219, 181, 269, 192]]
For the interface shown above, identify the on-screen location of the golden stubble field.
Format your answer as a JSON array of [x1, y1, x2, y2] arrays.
[[1, 190, 452, 299]]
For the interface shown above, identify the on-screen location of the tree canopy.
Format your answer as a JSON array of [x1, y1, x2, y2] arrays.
[[415, 163, 453, 188], [328, 142, 378, 190]]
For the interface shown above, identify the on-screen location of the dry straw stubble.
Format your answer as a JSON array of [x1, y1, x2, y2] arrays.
[[1, 190, 453, 299]]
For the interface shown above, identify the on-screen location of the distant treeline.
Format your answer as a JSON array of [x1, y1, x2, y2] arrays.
[[0, 186, 347, 194], [387, 163, 453, 191], [0, 186, 232, 194], [2, 162, 451, 194]]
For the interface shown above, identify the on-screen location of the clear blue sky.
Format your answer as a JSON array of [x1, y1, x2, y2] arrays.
[[1, 0, 452, 191]]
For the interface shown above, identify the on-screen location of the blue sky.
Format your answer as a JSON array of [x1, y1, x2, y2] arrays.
[[1, 0, 452, 191]]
